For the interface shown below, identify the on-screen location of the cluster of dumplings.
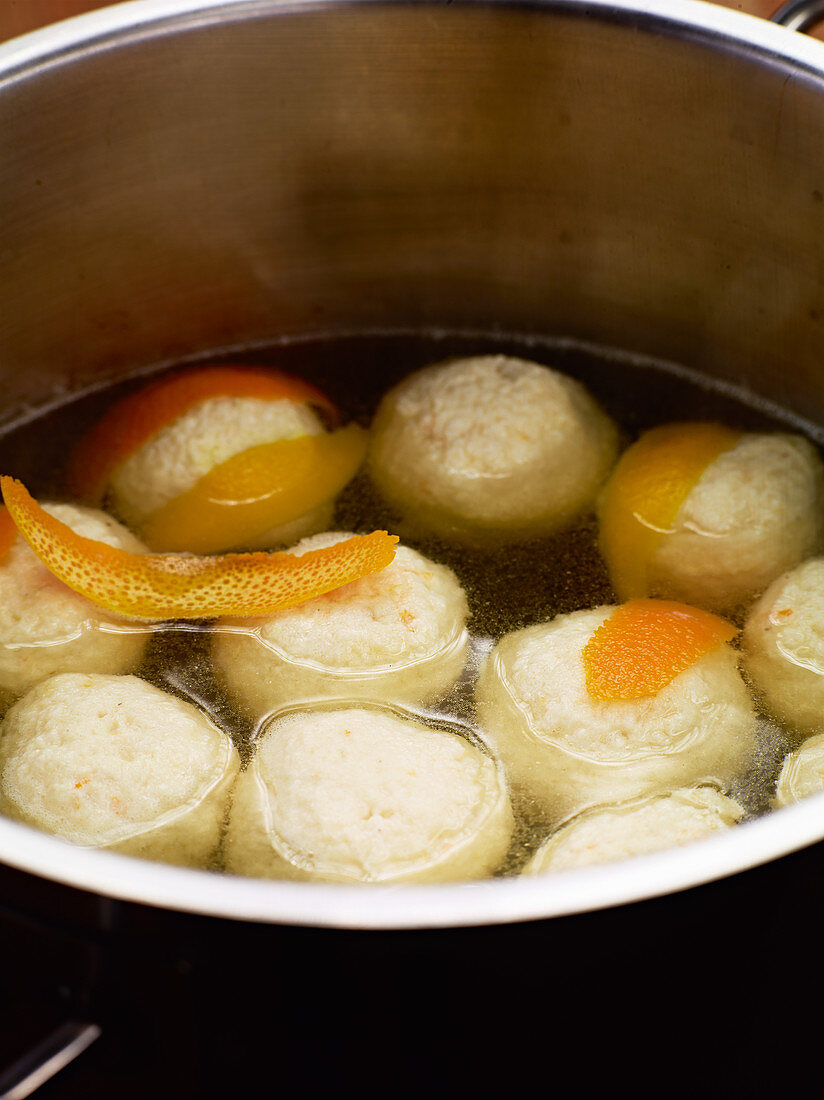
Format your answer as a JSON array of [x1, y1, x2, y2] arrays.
[[1, 352, 824, 885]]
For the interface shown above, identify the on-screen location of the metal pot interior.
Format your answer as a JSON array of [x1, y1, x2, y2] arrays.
[[2, 0, 824, 927]]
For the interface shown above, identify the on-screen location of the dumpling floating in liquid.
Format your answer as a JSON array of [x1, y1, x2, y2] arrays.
[[223, 705, 514, 884], [368, 354, 619, 546], [742, 557, 824, 740], [212, 532, 470, 716], [0, 502, 151, 707], [524, 787, 745, 874], [598, 423, 824, 615], [67, 365, 365, 554], [0, 672, 240, 866], [474, 601, 757, 825], [773, 733, 824, 808]]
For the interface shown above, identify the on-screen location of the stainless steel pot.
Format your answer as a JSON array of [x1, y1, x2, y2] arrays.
[[3, 0, 824, 935]]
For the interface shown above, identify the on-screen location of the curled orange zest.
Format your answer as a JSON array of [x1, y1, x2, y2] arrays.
[[0, 477, 398, 620], [139, 424, 368, 554], [66, 366, 340, 504], [0, 506, 16, 564], [582, 598, 738, 701], [598, 422, 741, 599]]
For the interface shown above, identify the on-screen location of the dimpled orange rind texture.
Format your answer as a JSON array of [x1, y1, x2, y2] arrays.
[[582, 598, 737, 701], [1, 476, 397, 619]]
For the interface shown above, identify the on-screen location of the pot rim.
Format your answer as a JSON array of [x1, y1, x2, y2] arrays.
[[3, 0, 824, 928], [2, 0, 824, 85], [1, 791, 823, 929]]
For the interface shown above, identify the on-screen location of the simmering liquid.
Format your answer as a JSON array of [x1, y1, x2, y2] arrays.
[[0, 331, 814, 874]]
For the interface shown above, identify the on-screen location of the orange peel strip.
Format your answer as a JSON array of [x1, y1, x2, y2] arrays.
[[0, 506, 16, 564], [0, 476, 398, 620], [583, 598, 738, 701], [67, 366, 340, 504], [139, 424, 369, 554], [598, 422, 741, 599]]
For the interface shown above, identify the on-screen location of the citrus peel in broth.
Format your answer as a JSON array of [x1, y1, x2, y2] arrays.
[[66, 365, 340, 504], [583, 598, 738, 700], [598, 422, 741, 599], [0, 506, 16, 564], [139, 424, 369, 554], [0, 476, 398, 620]]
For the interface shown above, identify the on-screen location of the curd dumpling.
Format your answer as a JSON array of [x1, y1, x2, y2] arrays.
[[0, 503, 150, 704], [599, 426, 824, 615], [0, 673, 240, 865], [742, 558, 824, 739], [212, 532, 470, 716], [223, 706, 514, 884], [108, 392, 332, 549], [524, 788, 745, 874], [474, 606, 757, 824], [773, 733, 824, 807], [368, 355, 619, 545]]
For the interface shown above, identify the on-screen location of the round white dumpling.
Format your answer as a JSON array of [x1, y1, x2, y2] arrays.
[[524, 787, 745, 874], [224, 706, 513, 884], [474, 607, 757, 824], [742, 558, 824, 739], [0, 673, 240, 865], [368, 355, 618, 545], [773, 733, 824, 807], [0, 503, 150, 704], [108, 394, 332, 548], [212, 532, 470, 717], [614, 431, 824, 615]]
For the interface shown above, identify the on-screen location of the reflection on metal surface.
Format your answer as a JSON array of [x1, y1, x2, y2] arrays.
[[0, 1021, 101, 1099], [772, 0, 824, 32]]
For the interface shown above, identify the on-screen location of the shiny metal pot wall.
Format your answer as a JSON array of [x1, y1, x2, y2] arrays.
[[2, 0, 824, 928]]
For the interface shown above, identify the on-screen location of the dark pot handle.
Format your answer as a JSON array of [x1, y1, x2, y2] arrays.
[[772, 0, 824, 32]]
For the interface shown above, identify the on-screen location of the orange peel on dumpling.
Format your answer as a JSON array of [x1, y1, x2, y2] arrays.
[[598, 421, 741, 599], [0, 506, 16, 564], [139, 423, 368, 554], [66, 365, 340, 505], [583, 598, 738, 700], [0, 476, 398, 620]]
